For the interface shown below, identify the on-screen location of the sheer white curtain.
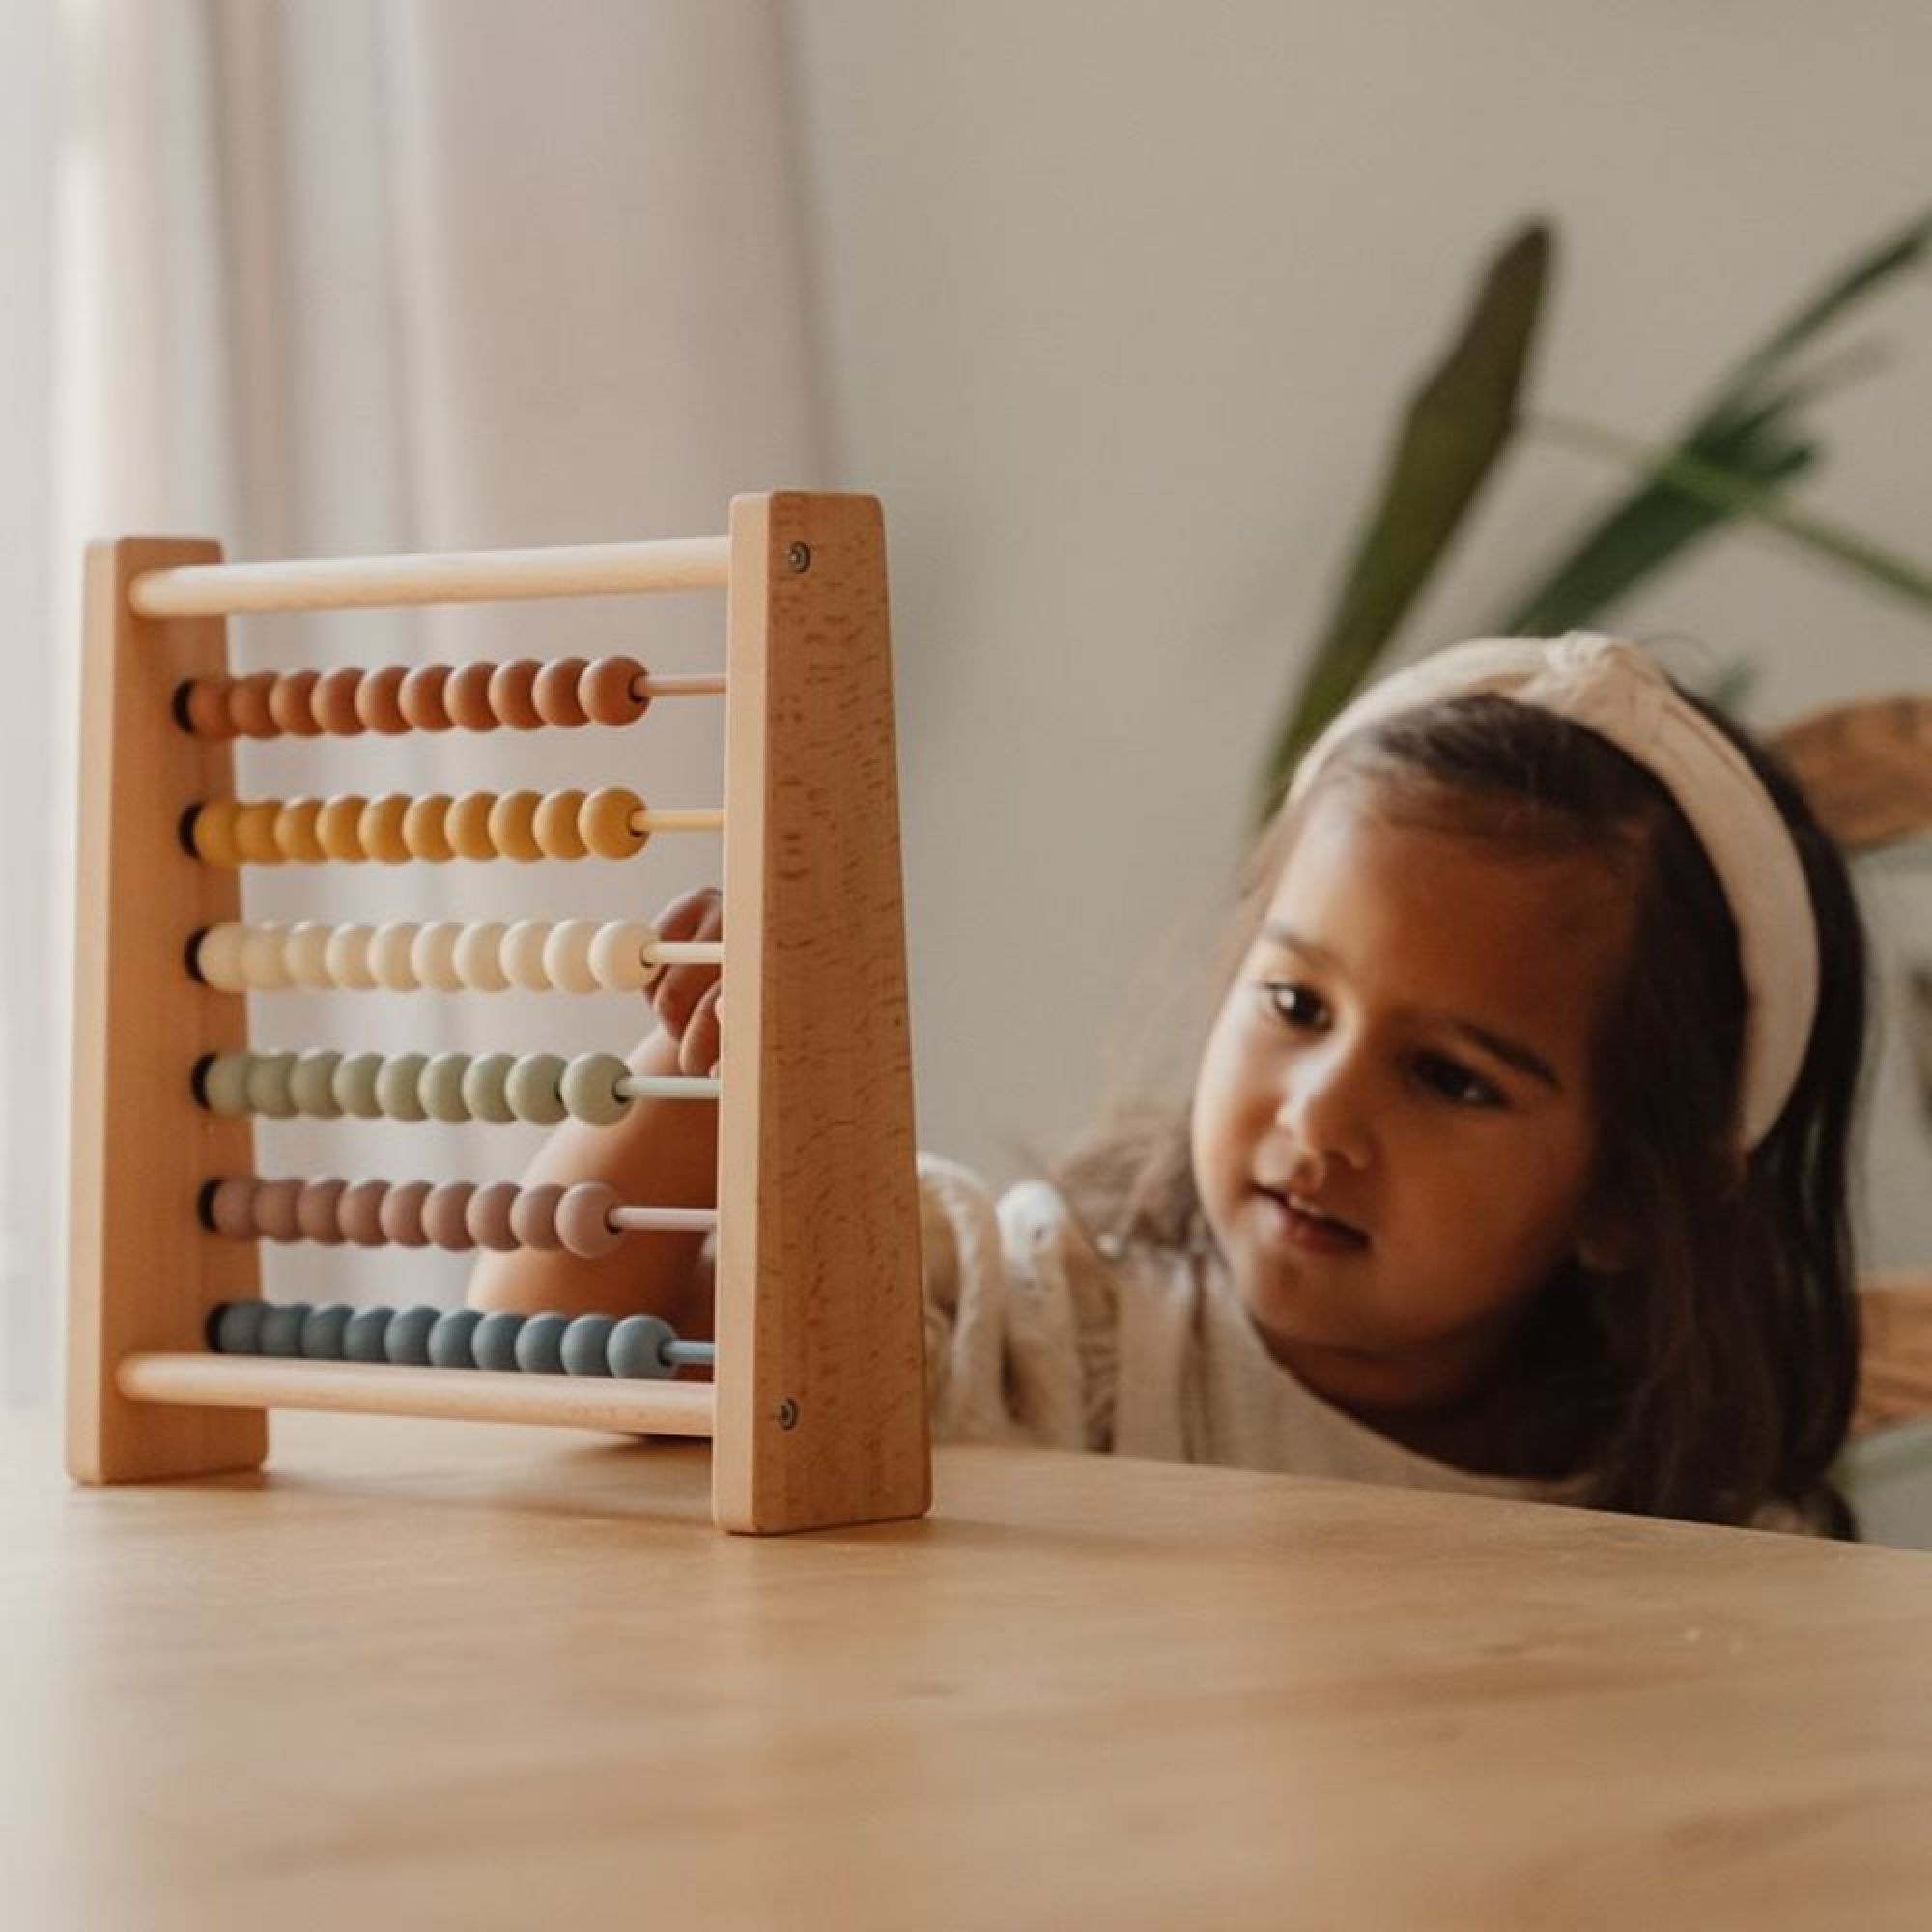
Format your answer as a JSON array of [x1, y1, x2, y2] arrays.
[[6, 0, 823, 1401]]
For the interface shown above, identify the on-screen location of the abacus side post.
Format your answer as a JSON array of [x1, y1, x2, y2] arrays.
[[67, 538, 267, 1483], [711, 493, 932, 1534]]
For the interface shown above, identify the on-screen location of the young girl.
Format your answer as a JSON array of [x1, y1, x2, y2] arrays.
[[471, 633, 1868, 1535]]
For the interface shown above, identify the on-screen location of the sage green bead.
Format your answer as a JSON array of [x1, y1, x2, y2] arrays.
[[289, 1049, 345, 1119], [505, 1052, 568, 1125], [199, 1053, 253, 1117], [374, 1051, 430, 1122], [418, 1052, 473, 1123], [560, 1052, 631, 1125], [460, 1051, 516, 1124], [332, 1050, 386, 1119], [243, 1050, 299, 1120]]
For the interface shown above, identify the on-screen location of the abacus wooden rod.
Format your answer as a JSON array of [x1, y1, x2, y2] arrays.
[[128, 536, 732, 619], [116, 1353, 718, 1435]]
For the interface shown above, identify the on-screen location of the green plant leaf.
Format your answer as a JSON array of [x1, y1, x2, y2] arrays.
[[1258, 221, 1552, 817]]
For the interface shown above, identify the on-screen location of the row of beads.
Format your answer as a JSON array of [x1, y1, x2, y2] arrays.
[[195, 1048, 715, 1125], [191, 918, 721, 994], [208, 1300, 713, 1379], [185, 786, 717, 867], [202, 1176, 652, 1256], [175, 656, 691, 740]]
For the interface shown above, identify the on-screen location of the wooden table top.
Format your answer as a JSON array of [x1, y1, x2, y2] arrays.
[[7, 1409, 1932, 1931]]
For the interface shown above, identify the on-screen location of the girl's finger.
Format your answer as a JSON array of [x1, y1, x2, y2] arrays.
[[680, 981, 723, 1077]]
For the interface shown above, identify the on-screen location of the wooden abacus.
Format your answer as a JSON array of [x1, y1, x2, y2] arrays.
[[67, 491, 932, 1535]]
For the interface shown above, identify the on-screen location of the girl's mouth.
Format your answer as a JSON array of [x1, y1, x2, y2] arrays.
[[1254, 1187, 1370, 1255]]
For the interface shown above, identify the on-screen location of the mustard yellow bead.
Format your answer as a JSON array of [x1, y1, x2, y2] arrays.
[[234, 800, 284, 865], [316, 794, 371, 862], [580, 786, 647, 860], [486, 789, 543, 863], [531, 788, 587, 859], [190, 799, 243, 868], [274, 797, 326, 864], [359, 793, 412, 864], [446, 792, 497, 861], [402, 793, 454, 863]]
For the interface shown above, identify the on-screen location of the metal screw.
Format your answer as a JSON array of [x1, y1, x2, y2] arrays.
[[786, 542, 811, 574], [777, 1397, 800, 1430]]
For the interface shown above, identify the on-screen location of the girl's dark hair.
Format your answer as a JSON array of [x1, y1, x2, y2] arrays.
[[1059, 686, 1868, 1533]]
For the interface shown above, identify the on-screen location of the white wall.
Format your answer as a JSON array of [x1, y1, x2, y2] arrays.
[[786, 0, 1932, 1264]]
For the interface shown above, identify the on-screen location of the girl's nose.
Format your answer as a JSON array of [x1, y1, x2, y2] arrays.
[[1274, 1049, 1374, 1173]]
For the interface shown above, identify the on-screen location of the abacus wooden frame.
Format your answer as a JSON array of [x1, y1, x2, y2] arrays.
[[67, 491, 932, 1535]]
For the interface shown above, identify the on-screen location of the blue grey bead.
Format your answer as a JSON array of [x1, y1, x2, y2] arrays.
[[343, 1306, 395, 1363], [560, 1315, 616, 1377], [299, 1303, 354, 1359], [471, 1311, 526, 1372], [427, 1308, 483, 1370], [258, 1302, 310, 1358], [513, 1312, 571, 1376], [607, 1315, 675, 1380], [210, 1300, 265, 1354], [384, 1304, 440, 1366]]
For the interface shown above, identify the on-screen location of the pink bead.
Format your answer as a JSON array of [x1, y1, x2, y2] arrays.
[[422, 1181, 477, 1251], [378, 1179, 433, 1248], [466, 1180, 521, 1251], [207, 1177, 259, 1240], [555, 1181, 621, 1259], [508, 1181, 565, 1251], [338, 1179, 390, 1247], [295, 1179, 348, 1245], [252, 1178, 303, 1242]]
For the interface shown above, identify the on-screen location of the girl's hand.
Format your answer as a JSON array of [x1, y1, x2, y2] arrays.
[[647, 886, 724, 1076]]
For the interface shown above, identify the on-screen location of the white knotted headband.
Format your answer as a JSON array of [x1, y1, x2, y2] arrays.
[[1287, 633, 1818, 1150]]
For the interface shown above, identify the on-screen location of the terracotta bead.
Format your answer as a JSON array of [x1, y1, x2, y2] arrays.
[[207, 1176, 260, 1240], [354, 663, 410, 733], [466, 1180, 522, 1252], [531, 788, 587, 860], [446, 791, 497, 861], [316, 794, 371, 862], [337, 1179, 391, 1247], [580, 655, 649, 726], [358, 793, 412, 864], [555, 1181, 621, 1259], [267, 669, 323, 736], [274, 798, 326, 864], [580, 786, 647, 859], [402, 793, 454, 863], [377, 1179, 433, 1248], [252, 1177, 303, 1242], [422, 1181, 478, 1251], [508, 1181, 565, 1250], [398, 662, 453, 731], [227, 671, 280, 739], [487, 790, 543, 862], [294, 1178, 349, 1244], [444, 659, 498, 730], [311, 666, 367, 735], [532, 655, 588, 726], [183, 677, 237, 740], [487, 658, 543, 730]]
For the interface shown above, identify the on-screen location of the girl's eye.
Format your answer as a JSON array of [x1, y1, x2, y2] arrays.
[[1414, 1053, 1503, 1108], [1261, 981, 1324, 1029]]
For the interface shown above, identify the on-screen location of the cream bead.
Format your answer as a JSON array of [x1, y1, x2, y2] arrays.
[[331, 1050, 385, 1118], [243, 1050, 298, 1119], [505, 1052, 568, 1124], [288, 1049, 344, 1119], [541, 919, 600, 993], [193, 923, 249, 991], [460, 1052, 517, 1124], [239, 923, 293, 991], [410, 921, 465, 991], [418, 1052, 472, 1123], [561, 1052, 631, 1125], [198, 1053, 252, 1117], [587, 920, 655, 991], [499, 921, 554, 991], [324, 923, 378, 990], [374, 1051, 430, 1122], [452, 921, 510, 991], [283, 922, 335, 990], [368, 923, 422, 991]]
